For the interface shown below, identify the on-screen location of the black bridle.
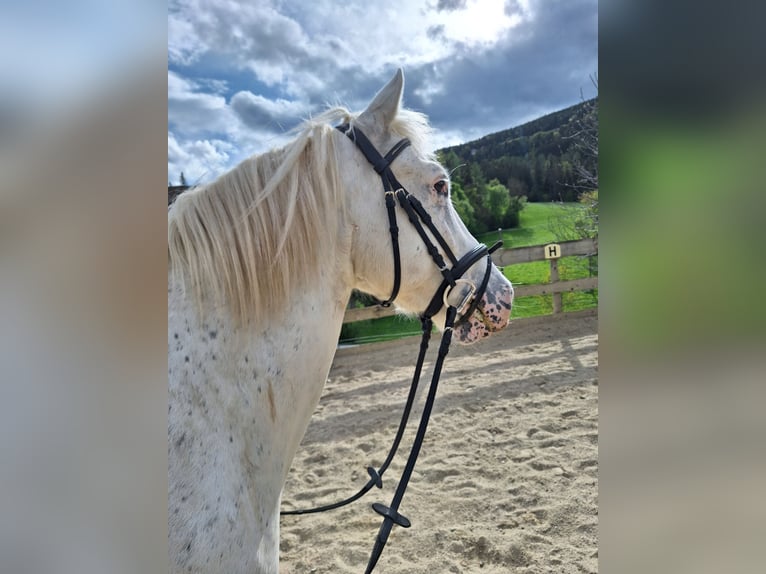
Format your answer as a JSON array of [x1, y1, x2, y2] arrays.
[[281, 123, 502, 573], [334, 123, 500, 321]]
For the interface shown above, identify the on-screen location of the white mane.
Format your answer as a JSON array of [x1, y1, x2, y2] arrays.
[[167, 107, 433, 325]]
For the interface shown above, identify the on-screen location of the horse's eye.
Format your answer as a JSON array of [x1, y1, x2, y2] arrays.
[[433, 179, 448, 196]]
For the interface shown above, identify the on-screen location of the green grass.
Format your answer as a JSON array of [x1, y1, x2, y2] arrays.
[[478, 202, 598, 320], [340, 202, 597, 344], [339, 314, 422, 345], [477, 201, 583, 248], [506, 258, 599, 319]]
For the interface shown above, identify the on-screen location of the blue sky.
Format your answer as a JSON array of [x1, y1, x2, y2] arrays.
[[168, 0, 597, 184]]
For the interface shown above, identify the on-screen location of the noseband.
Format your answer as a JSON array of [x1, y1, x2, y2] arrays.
[[281, 123, 503, 573]]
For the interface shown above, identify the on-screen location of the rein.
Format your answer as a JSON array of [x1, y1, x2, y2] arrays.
[[281, 123, 501, 573]]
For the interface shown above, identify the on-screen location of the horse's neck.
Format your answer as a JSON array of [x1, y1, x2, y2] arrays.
[[168, 243, 351, 572], [169, 267, 352, 474], [174, 272, 350, 430], [240, 280, 353, 470], [168, 260, 352, 571]]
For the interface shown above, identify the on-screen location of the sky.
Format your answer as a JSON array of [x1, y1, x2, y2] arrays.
[[168, 0, 598, 185]]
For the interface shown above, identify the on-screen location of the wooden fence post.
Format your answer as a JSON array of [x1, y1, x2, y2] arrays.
[[544, 243, 563, 314], [550, 257, 562, 314]]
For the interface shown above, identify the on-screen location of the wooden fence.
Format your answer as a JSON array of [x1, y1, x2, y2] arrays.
[[342, 237, 598, 324]]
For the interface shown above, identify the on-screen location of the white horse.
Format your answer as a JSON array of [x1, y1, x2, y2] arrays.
[[168, 69, 513, 573]]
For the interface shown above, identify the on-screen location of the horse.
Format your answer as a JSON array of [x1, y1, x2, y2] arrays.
[[168, 69, 514, 573]]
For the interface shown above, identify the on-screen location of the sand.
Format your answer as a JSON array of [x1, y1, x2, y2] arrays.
[[280, 311, 598, 573]]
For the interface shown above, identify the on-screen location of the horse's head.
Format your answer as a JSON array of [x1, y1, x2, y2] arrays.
[[341, 69, 513, 344]]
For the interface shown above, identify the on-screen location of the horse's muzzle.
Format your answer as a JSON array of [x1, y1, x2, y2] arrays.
[[454, 282, 513, 344]]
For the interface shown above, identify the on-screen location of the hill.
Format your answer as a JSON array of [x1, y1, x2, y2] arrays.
[[437, 99, 598, 205]]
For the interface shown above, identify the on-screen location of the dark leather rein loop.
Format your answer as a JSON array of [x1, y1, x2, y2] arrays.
[[280, 122, 503, 573]]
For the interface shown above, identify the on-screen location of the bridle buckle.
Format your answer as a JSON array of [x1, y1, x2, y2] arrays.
[[443, 278, 477, 317]]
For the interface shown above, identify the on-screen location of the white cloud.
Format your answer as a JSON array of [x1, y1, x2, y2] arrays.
[[167, 13, 206, 66], [168, 133, 237, 184], [229, 92, 309, 130], [431, 0, 521, 47], [167, 0, 521, 96], [167, 69, 304, 182], [167, 0, 597, 180], [167, 70, 237, 137]]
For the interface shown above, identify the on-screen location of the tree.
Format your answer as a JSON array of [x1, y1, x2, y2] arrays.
[[179, 172, 187, 186], [450, 181, 478, 232], [485, 179, 511, 228], [504, 194, 526, 228], [565, 75, 598, 194], [548, 77, 599, 278], [506, 175, 528, 198], [551, 75, 599, 239], [548, 190, 598, 242]]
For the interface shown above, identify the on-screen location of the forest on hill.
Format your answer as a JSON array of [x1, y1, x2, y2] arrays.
[[437, 98, 598, 234]]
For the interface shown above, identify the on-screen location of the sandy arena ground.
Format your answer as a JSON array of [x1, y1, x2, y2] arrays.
[[280, 311, 598, 573]]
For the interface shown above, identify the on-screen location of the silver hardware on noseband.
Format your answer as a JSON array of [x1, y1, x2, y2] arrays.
[[443, 278, 477, 317]]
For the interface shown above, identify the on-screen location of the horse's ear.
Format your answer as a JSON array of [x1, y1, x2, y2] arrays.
[[360, 68, 404, 131]]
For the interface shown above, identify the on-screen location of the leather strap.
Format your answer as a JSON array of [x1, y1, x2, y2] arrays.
[[336, 123, 410, 306]]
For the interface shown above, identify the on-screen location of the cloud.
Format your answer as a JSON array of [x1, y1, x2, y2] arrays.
[[168, 133, 236, 185], [427, 24, 447, 41], [167, 68, 306, 181], [406, 0, 598, 136], [167, 71, 234, 137], [435, 0, 468, 12], [504, 0, 525, 17], [230, 92, 308, 131], [168, 0, 321, 87], [167, 0, 452, 92], [167, 0, 597, 180], [167, 12, 205, 66]]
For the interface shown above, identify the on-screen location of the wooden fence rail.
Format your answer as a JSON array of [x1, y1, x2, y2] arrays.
[[342, 237, 598, 324]]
